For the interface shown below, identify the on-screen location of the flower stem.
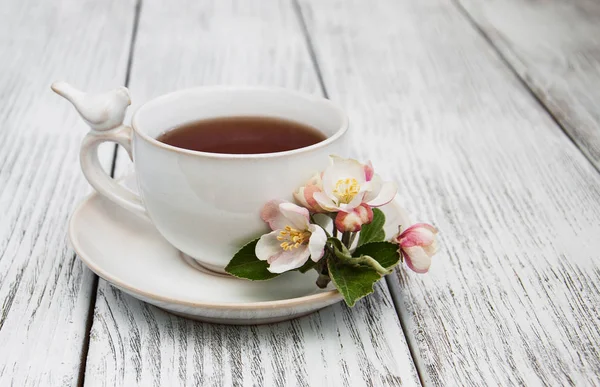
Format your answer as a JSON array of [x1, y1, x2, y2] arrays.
[[330, 213, 338, 238], [316, 274, 331, 288], [315, 252, 331, 288], [348, 232, 357, 248], [341, 232, 351, 247]]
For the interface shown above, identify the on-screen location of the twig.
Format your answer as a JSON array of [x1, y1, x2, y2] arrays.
[[336, 254, 391, 275]]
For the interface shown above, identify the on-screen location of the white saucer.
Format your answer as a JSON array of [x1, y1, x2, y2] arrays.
[[69, 174, 409, 325]]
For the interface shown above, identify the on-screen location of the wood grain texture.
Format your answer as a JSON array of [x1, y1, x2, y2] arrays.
[[84, 0, 420, 386], [0, 0, 136, 385], [297, 0, 600, 385], [455, 0, 600, 170]]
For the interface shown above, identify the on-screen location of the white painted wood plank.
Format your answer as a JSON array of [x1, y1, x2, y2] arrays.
[[298, 0, 600, 385], [0, 0, 136, 385], [89, 282, 415, 387], [456, 0, 600, 170], [84, 0, 420, 386]]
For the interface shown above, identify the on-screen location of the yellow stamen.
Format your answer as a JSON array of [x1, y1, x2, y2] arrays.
[[278, 225, 311, 251], [333, 178, 360, 204]]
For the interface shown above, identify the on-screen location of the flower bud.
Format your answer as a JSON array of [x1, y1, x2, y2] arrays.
[[293, 173, 327, 212], [335, 204, 374, 232], [393, 223, 438, 273]]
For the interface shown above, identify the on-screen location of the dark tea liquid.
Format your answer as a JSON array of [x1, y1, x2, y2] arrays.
[[156, 116, 327, 154]]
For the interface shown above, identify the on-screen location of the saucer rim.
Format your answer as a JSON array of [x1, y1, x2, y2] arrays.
[[69, 190, 342, 311]]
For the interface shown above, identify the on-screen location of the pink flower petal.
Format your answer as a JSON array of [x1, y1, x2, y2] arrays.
[[278, 202, 310, 230], [403, 246, 432, 273], [294, 173, 325, 212], [366, 181, 397, 207], [364, 161, 374, 182], [335, 204, 373, 232], [405, 223, 438, 234], [267, 246, 311, 273], [293, 187, 311, 208], [307, 224, 327, 261], [400, 229, 434, 248], [397, 223, 438, 246], [260, 199, 287, 230], [304, 184, 325, 212], [255, 231, 283, 261]]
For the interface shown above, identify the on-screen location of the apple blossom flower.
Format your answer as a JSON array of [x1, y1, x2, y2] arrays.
[[256, 200, 327, 273], [312, 156, 397, 213], [293, 173, 326, 213], [335, 203, 373, 232], [393, 223, 438, 273]]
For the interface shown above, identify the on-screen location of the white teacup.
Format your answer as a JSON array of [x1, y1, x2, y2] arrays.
[[52, 84, 348, 273]]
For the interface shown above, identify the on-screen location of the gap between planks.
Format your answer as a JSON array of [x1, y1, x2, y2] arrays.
[[384, 0, 600, 381], [291, 0, 427, 384], [384, 275, 426, 387], [296, 0, 600, 384], [291, 0, 329, 99], [89, 0, 421, 385], [77, 1, 144, 386], [449, 0, 600, 175]]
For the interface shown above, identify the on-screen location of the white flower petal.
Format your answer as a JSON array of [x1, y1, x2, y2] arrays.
[[267, 247, 311, 273], [306, 172, 323, 188], [403, 246, 432, 273], [367, 181, 397, 207], [422, 239, 438, 257], [278, 202, 310, 229], [255, 231, 283, 261], [307, 224, 327, 261], [322, 157, 367, 199], [293, 187, 311, 208], [338, 191, 366, 212], [362, 174, 383, 203], [313, 191, 341, 212]]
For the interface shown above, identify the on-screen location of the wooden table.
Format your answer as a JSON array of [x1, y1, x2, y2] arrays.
[[2, 0, 600, 385]]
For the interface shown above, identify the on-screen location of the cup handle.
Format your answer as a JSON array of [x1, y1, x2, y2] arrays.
[[80, 125, 148, 220], [52, 81, 149, 221]]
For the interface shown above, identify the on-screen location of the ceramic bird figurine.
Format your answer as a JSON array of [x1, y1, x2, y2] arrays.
[[51, 82, 131, 131]]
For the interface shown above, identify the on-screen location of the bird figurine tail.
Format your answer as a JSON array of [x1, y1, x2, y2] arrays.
[[51, 82, 85, 103], [51, 82, 131, 131]]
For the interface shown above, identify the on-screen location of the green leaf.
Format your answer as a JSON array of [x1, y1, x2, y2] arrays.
[[357, 208, 386, 247], [327, 258, 381, 307], [296, 259, 317, 273], [353, 241, 400, 269], [225, 238, 280, 281]]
